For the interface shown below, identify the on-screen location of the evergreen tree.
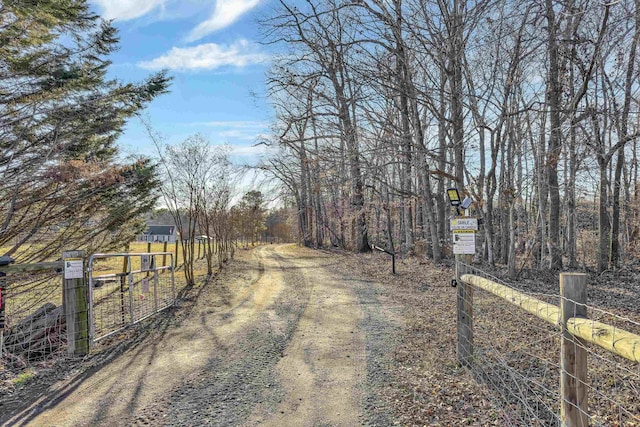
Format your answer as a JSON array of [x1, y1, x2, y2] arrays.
[[0, 0, 171, 261], [237, 191, 267, 245]]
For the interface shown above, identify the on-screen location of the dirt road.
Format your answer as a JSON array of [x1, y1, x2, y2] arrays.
[[4, 244, 399, 426]]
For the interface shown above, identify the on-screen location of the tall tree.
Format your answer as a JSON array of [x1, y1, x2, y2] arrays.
[[0, 0, 170, 261], [237, 191, 267, 245], [262, 0, 640, 274], [153, 134, 212, 286], [267, 0, 371, 252]]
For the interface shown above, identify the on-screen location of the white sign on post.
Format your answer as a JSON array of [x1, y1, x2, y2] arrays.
[[141, 255, 150, 272], [64, 259, 84, 279], [142, 278, 150, 293], [453, 231, 476, 254]]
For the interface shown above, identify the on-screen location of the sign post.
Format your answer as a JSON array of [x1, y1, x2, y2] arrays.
[[63, 250, 89, 356], [446, 189, 479, 367], [451, 216, 478, 367]]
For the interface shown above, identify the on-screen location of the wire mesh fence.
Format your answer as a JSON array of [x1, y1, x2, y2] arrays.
[[457, 262, 640, 426], [88, 252, 175, 345], [580, 305, 640, 425], [0, 250, 180, 372], [0, 266, 66, 369]]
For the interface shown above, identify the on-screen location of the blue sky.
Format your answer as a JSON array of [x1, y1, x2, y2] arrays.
[[90, 0, 277, 164]]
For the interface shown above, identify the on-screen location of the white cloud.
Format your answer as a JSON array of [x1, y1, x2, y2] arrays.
[[229, 143, 273, 156], [180, 120, 269, 143], [207, 122, 268, 142], [137, 40, 270, 71], [92, 0, 165, 21], [187, 0, 262, 42], [194, 120, 268, 129], [220, 130, 249, 139]]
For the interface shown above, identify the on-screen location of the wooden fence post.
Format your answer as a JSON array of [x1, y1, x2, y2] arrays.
[[163, 241, 168, 267], [63, 250, 89, 356], [560, 273, 589, 427], [456, 255, 474, 367], [175, 238, 179, 268]]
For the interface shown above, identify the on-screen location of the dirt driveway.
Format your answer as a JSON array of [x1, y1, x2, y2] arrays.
[[3, 244, 398, 427]]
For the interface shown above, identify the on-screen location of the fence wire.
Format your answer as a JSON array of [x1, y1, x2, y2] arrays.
[[458, 262, 640, 426], [89, 253, 175, 345], [0, 252, 188, 369], [1, 269, 66, 369], [580, 303, 640, 425]]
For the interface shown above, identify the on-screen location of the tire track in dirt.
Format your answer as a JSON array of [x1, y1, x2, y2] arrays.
[[245, 245, 367, 427], [152, 245, 311, 426], [4, 245, 372, 426], [4, 246, 290, 427]]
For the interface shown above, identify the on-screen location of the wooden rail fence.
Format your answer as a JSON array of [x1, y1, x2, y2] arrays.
[[456, 266, 640, 427]]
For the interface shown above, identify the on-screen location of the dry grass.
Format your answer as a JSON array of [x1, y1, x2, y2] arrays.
[[334, 251, 640, 426], [334, 253, 504, 425], [91, 242, 179, 275]]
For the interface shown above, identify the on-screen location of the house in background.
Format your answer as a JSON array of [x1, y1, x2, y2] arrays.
[[138, 225, 178, 243]]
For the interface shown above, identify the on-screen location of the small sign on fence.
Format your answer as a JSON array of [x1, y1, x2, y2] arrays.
[[142, 278, 150, 293], [64, 259, 84, 279], [141, 255, 150, 272], [62, 250, 89, 356], [453, 230, 476, 254]]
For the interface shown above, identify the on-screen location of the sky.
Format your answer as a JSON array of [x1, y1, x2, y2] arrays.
[[89, 0, 277, 166]]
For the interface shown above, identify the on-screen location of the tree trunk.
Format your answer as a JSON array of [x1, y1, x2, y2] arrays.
[[598, 159, 610, 273], [508, 200, 517, 278], [545, 0, 563, 269], [450, 1, 465, 192], [610, 1, 638, 268]]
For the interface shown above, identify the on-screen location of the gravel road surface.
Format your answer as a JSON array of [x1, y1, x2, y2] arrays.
[[4, 244, 400, 427]]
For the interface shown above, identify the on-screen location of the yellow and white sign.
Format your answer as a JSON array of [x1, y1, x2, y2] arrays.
[[450, 218, 478, 231]]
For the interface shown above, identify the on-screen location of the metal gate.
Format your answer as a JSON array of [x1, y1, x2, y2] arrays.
[[88, 252, 175, 345]]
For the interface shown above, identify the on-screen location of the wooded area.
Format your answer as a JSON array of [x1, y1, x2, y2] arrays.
[[262, 0, 640, 273]]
